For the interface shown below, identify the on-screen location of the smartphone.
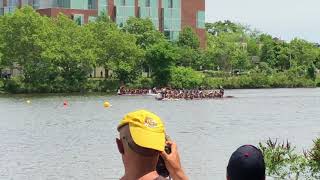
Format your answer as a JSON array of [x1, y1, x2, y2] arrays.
[[156, 135, 172, 177]]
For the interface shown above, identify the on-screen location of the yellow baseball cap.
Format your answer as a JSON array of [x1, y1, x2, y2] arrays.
[[117, 110, 165, 151]]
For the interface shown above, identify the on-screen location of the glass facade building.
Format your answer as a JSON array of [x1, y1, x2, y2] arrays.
[[114, 0, 135, 27], [197, 10, 205, 29], [162, 0, 181, 40], [0, 0, 205, 46], [0, 0, 18, 15], [98, 0, 107, 15], [139, 0, 159, 29], [17, 0, 98, 10]]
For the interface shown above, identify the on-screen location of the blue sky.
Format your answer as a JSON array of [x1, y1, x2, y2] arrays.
[[205, 0, 320, 43]]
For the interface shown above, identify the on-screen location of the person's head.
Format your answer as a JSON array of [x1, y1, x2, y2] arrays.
[[116, 110, 166, 170], [227, 145, 266, 180]]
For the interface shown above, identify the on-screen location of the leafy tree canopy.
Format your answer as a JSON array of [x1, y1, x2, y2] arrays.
[[178, 27, 200, 49]]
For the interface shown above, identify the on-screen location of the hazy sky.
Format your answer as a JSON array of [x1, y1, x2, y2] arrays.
[[206, 0, 320, 43]]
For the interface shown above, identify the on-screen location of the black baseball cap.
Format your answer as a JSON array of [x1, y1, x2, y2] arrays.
[[227, 145, 265, 180]]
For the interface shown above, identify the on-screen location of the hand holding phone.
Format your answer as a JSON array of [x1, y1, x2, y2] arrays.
[[156, 136, 172, 177], [159, 141, 188, 180]]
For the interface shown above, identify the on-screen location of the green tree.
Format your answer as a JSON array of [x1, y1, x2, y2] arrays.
[[200, 47, 216, 71], [0, 6, 51, 68], [43, 14, 96, 92], [0, 15, 3, 70], [123, 17, 165, 49], [123, 17, 165, 77], [146, 41, 180, 86], [176, 47, 203, 69], [259, 34, 277, 67], [247, 38, 260, 56], [106, 30, 143, 83], [0, 6, 56, 92], [178, 27, 200, 49], [206, 20, 247, 36], [87, 18, 143, 83], [205, 32, 240, 71], [316, 49, 320, 69], [290, 38, 318, 67], [307, 63, 317, 80], [275, 44, 291, 70], [85, 18, 118, 78], [230, 48, 250, 71]]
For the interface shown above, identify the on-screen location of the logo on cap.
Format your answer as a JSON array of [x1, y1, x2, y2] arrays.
[[144, 117, 157, 128]]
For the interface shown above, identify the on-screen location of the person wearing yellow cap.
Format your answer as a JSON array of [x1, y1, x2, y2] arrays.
[[116, 110, 188, 180]]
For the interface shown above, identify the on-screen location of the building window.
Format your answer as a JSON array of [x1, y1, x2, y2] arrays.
[[197, 11, 205, 29], [56, 0, 70, 8], [164, 30, 170, 39], [162, 0, 181, 41], [21, 0, 28, 6], [168, 0, 173, 8], [121, 0, 126, 6], [115, 0, 135, 26], [88, 0, 97, 9], [138, 0, 159, 29], [98, 0, 108, 16], [8, 0, 17, 7], [73, 14, 84, 25], [146, 0, 150, 7], [88, 16, 97, 22]]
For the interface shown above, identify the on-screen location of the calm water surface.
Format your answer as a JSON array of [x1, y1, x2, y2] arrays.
[[0, 88, 319, 180]]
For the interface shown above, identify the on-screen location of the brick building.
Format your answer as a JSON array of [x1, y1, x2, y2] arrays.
[[0, 0, 206, 47]]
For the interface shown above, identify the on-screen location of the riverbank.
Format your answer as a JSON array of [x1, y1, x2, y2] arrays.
[[1, 73, 319, 94], [202, 73, 319, 89]]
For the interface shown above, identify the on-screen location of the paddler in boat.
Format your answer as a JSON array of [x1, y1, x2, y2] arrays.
[[117, 86, 125, 95], [156, 88, 165, 100], [219, 86, 225, 97]]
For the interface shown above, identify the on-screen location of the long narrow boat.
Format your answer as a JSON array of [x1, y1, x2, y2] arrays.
[[155, 95, 234, 101], [118, 93, 157, 97]]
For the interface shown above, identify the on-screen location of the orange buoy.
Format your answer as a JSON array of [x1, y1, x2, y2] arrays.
[[63, 101, 68, 106]]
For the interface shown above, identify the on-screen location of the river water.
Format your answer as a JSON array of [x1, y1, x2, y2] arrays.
[[0, 88, 319, 180]]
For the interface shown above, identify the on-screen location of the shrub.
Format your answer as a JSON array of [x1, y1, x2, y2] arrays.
[[316, 76, 320, 87], [0, 79, 4, 89], [128, 77, 154, 89], [85, 79, 120, 92], [260, 138, 320, 180], [202, 70, 231, 78], [309, 138, 320, 178], [169, 67, 203, 89], [202, 77, 223, 89], [4, 76, 26, 93], [259, 139, 309, 179]]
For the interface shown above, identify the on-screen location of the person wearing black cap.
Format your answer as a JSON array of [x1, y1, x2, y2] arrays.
[[227, 145, 266, 180]]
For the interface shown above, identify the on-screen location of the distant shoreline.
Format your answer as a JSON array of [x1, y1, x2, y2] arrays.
[[0, 87, 319, 96]]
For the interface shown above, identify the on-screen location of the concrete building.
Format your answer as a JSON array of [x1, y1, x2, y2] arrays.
[[0, 0, 206, 47]]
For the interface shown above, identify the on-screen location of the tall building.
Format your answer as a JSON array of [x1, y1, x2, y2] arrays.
[[0, 0, 206, 47]]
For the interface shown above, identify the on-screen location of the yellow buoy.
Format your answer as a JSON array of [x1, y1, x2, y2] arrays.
[[26, 100, 31, 104], [104, 101, 111, 108]]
